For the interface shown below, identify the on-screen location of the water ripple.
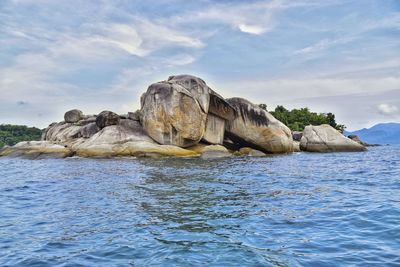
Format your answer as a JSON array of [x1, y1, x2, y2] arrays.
[[0, 146, 399, 266]]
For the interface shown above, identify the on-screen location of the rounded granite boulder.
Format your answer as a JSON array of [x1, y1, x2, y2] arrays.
[[64, 109, 83, 123], [96, 111, 120, 129]]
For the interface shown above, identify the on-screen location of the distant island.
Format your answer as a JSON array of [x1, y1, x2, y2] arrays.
[[345, 123, 400, 145]]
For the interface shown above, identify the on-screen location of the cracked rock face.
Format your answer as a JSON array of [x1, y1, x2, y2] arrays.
[[225, 97, 293, 153], [300, 124, 366, 152], [140, 76, 210, 147]]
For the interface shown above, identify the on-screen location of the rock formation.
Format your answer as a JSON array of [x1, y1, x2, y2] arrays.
[[300, 125, 366, 152], [0, 74, 366, 159]]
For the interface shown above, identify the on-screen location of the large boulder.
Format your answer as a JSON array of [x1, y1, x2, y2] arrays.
[[140, 75, 236, 147], [300, 125, 366, 152], [140, 75, 209, 147], [96, 111, 120, 129], [64, 109, 83, 123], [225, 98, 293, 153]]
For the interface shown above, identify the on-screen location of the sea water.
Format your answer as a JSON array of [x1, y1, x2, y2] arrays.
[[0, 146, 399, 266]]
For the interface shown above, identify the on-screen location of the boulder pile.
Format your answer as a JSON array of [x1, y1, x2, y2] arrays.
[[0, 74, 367, 159]]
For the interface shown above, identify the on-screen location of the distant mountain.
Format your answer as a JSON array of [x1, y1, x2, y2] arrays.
[[344, 123, 400, 144]]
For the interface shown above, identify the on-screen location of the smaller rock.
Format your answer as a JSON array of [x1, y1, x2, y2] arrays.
[[80, 122, 100, 138], [200, 145, 231, 159], [96, 111, 120, 129], [64, 109, 83, 123], [300, 124, 366, 152], [292, 131, 303, 142], [237, 147, 266, 156], [248, 149, 266, 157]]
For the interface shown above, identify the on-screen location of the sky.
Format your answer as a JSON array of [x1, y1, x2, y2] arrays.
[[0, 0, 399, 131]]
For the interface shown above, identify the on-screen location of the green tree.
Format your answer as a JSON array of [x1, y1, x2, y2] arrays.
[[266, 105, 345, 132], [0, 124, 43, 148]]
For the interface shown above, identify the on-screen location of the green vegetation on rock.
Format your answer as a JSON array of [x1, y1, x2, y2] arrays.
[[259, 104, 345, 132], [0, 124, 42, 148]]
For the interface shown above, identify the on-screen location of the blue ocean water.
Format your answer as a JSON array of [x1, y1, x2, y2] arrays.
[[0, 146, 399, 266]]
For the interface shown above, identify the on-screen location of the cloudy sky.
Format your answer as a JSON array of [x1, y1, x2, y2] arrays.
[[0, 0, 399, 130]]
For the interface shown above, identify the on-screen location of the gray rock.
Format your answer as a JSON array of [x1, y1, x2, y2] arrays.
[[292, 131, 303, 141], [42, 122, 81, 142], [96, 111, 120, 129], [300, 125, 366, 152], [77, 116, 97, 126], [64, 109, 83, 123], [80, 122, 100, 138], [225, 98, 293, 153]]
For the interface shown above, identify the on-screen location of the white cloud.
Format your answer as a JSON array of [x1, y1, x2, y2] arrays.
[[294, 36, 357, 55], [238, 24, 266, 35], [378, 103, 398, 115]]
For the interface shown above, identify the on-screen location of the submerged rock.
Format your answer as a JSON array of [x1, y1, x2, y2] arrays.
[[225, 98, 293, 153], [300, 125, 366, 152], [237, 147, 266, 156], [200, 145, 231, 159], [64, 109, 83, 123]]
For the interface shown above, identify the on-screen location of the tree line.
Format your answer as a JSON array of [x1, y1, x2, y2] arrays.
[[0, 125, 42, 148], [259, 104, 345, 132]]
